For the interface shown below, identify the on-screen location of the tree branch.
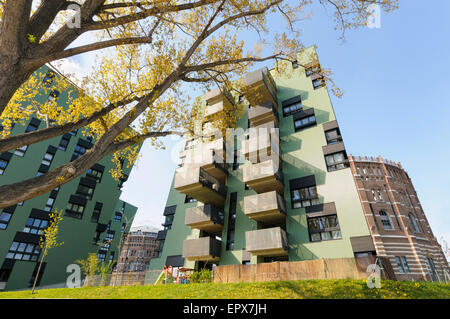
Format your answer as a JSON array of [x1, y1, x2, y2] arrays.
[[27, 35, 154, 65], [0, 96, 140, 153]]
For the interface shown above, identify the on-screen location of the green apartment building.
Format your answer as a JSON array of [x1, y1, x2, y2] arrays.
[[148, 47, 375, 273], [0, 66, 137, 291]]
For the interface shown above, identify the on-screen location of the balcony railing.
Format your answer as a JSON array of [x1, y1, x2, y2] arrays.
[[242, 157, 284, 194], [245, 227, 288, 257], [182, 236, 222, 262], [185, 204, 224, 234], [243, 191, 286, 223], [174, 166, 228, 207], [248, 102, 279, 127], [242, 128, 279, 163], [183, 145, 228, 182], [204, 101, 224, 118], [242, 67, 278, 107]]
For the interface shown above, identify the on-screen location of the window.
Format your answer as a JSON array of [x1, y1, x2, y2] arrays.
[[47, 90, 60, 101], [97, 251, 106, 261], [325, 128, 342, 145], [426, 257, 438, 281], [163, 214, 174, 230], [76, 184, 95, 199], [113, 212, 122, 222], [283, 101, 302, 117], [377, 190, 384, 202], [379, 211, 394, 230], [6, 241, 41, 261], [305, 64, 320, 77], [395, 256, 405, 273], [105, 231, 115, 241], [73, 144, 87, 158], [401, 256, 410, 273], [325, 152, 349, 172], [87, 168, 103, 180], [23, 218, 48, 235], [44, 196, 55, 212], [36, 168, 47, 177], [14, 145, 28, 157], [307, 215, 342, 242], [294, 115, 316, 132], [184, 195, 197, 203], [226, 192, 237, 250], [41, 152, 54, 166], [372, 190, 377, 202], [66, 202, 85, 217], [232, 150, 241, 170], [395, 256, 410, 273], [42, 71, 55, 85], [408, 213, 420, 233], [0, 211, 12, 230], [0, 159, 9, 175], [58, 135, 71, 151], [312, 78, 325, 89], [291, 186, 319, 208], [25, 119, 40, 132], [91, 203, 103, 223]]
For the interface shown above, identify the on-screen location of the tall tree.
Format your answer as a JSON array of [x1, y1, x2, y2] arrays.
[[0, 0, 399, 209]]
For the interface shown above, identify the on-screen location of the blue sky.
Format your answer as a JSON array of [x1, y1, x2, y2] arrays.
[[108, 1, 450, 244]]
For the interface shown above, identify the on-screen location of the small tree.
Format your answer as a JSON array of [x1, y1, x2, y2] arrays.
[[75, 253, 99, 285], [98, 260, 114, 286], [31, 209, 64, 294]]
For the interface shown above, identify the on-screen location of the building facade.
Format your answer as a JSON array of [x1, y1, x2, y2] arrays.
[[0, 66, 137, 291], [114, 226, 159, 273], [349, 155, 449, 281], [148, 47, 376, 274]]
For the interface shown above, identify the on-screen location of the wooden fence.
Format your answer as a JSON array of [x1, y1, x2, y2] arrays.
[[213, 256, 396, 283]]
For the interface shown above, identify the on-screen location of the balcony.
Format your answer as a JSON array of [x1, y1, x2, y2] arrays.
[[245, 227, 288, 257], [243, 191, 286, 223], [242, 128, 279, 163], [185, 204, 224, 234], [242, 67, 278, 107], [182, 237, 222, 262], [243, 157, 284, 194], [248, 102, 279, 127], [203, 88, 233, 120], [174, 166, 228, 208], [183, 140, 228, 182]]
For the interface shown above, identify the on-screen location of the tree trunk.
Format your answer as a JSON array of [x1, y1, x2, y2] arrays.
[[0, 60, 31, 116], [31, 246, 47, 294]]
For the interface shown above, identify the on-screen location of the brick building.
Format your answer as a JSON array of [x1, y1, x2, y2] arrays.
[[349, 155, 449, 281], [114, 226, 159, 273]]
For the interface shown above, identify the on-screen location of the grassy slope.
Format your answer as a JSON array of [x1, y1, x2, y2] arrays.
[[0, 280, 449, 299]]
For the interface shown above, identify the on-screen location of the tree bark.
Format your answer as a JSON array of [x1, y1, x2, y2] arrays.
[[31, 246, 47, 294]]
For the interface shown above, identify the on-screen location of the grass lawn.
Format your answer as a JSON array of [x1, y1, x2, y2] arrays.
[[0, 279, 449, 299]]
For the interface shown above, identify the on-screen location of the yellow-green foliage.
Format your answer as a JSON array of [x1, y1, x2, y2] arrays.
[[75, 253, 100, 278], [39, 210, 64, 257]]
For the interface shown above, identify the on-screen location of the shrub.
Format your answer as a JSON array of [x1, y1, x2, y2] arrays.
[[190, 269, 212, 283]]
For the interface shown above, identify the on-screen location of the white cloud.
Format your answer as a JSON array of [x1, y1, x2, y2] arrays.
[[49, 58, 86, 87]]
